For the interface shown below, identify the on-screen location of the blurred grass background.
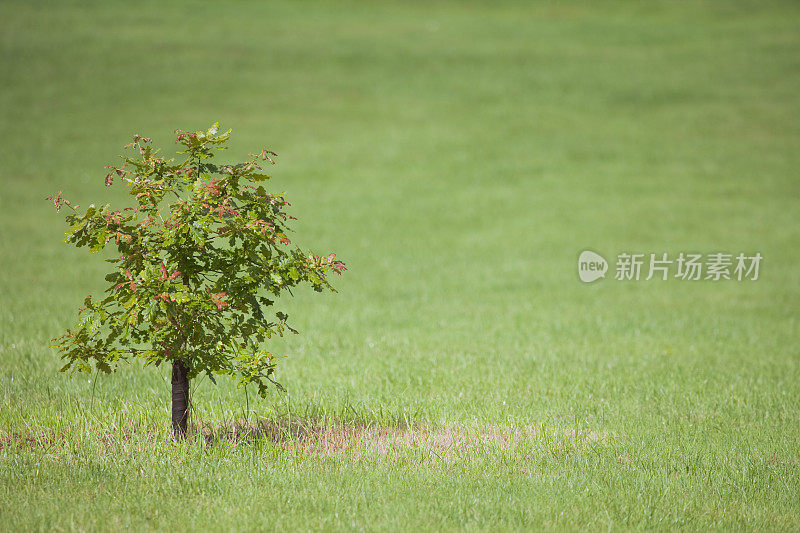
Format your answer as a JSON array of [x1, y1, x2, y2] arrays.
[[0, 0, 798, 530]]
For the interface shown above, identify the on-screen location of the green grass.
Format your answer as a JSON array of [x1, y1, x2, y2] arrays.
[[1, 0, 799, 530]]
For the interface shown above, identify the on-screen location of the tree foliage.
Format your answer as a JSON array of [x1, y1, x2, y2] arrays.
[[48, 124, 345, 396]]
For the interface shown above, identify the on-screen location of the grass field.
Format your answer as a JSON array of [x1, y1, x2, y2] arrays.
[[1, 0, 799, 530]]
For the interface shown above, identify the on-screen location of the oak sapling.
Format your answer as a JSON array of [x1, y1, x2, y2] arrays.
[[48, 124, 345, 438]]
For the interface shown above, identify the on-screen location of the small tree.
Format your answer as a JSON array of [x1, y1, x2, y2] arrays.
[[48, 124, 345, 438]]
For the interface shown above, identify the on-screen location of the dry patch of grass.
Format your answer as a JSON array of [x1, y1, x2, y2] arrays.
[[1, 431, 53, 451], [196, 418, 616, 458], [1, 418, 617, 463]]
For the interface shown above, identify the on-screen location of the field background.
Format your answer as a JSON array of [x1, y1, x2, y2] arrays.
[[1, 0, 799, 530]]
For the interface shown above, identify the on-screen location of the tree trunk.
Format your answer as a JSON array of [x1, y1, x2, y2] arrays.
[[171, 359, 190, 439]]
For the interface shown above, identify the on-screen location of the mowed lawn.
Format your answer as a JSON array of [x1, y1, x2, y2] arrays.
[[1, 0, 799, 530]]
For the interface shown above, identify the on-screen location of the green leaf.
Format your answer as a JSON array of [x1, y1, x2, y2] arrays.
[[169, 291, 191, 303]]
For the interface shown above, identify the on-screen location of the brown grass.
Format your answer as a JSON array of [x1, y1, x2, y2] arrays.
[[194, 418, 615, 458], [1, 418, 616, 461]]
